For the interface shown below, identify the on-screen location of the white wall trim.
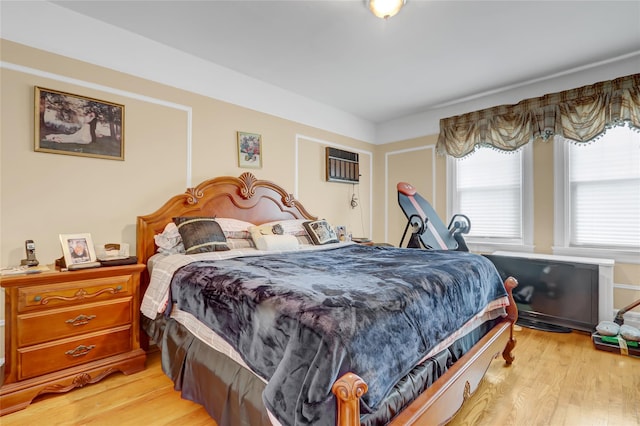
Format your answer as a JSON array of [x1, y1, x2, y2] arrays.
[[1, 61, 194, 187], [294, 134, 373, 238], [384, 145, 436, 244], [614, 283, 640, 291]]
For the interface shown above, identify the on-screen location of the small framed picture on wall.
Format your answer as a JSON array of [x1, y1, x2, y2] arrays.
[[237, 131, 262, 168]]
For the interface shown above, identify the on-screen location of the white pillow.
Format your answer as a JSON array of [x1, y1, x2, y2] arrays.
[[254, 234, 299, 251], [215, 218, 255, 239], [259, 219, 309, 236], [249, 225, 299, 251]]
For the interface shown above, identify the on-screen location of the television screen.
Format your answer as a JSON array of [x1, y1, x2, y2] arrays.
[[483, 254, 599, 333]]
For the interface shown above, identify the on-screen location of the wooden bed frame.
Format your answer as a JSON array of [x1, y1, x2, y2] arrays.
[[137, 172, 518, 426]]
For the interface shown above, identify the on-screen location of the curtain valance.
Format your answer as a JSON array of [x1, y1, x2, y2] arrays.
[[436, 74, 640, 158]]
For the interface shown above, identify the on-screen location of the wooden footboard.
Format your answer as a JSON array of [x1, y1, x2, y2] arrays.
[[333, 277, 518, 426]]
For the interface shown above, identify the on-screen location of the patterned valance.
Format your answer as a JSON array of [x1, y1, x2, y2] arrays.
[[436, 74, 640, 157]]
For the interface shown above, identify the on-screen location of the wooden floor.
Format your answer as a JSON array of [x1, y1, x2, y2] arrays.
[[2, 327, 639, 425]]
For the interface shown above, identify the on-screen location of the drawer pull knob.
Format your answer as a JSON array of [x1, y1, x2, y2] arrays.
[[34, 296, 42, 302], [65, 314, 97, 326], [65, 344, 96, 358]]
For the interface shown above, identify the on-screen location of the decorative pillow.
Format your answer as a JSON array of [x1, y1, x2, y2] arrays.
[[172, 217, 230, 254], [260, 219, 310, 237], [248, 225, 299, 251], [303, 220, 339, 245], [256, 234, 299, 251], [226, 238, 256, 250], [214, 218, 255, 239], [154, 222, 185, 254], [295, 234, 314, 245]]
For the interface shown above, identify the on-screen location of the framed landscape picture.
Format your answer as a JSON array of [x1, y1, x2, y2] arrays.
[[237, 131, 262, 168], [35, 87, 125, 160]]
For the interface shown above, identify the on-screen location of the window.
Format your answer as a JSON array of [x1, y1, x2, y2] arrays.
[[447, 144, 533, 252], [554, 126, 640, 263]]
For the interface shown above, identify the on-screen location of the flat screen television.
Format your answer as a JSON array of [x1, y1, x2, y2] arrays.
[[483, 254, 599, 333]]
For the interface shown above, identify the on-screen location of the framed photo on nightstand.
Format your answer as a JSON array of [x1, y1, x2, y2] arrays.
[[60, 233, 98, 267]]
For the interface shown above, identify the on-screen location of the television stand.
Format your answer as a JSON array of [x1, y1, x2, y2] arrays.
[[517, 317, 572, 333]]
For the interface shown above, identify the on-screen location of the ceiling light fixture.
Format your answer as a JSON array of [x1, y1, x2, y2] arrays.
[[367, 0, 406, 20]]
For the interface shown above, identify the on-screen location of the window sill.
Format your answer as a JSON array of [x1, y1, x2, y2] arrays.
[[467, 242, 535, 255], [552, 246, 640, 265]]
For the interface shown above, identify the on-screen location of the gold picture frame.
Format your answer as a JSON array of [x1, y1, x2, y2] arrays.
[[35, 87, 125, 160], [59, 233, 98, 266], [237, 131, 262, 168]]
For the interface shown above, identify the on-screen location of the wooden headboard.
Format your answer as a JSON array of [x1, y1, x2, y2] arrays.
[[136, 172, 317, 267]]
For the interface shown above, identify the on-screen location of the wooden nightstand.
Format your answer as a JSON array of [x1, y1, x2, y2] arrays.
[[0, 264, 147, 415]]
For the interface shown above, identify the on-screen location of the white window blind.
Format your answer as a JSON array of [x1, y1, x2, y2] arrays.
[[567, 127, 640, 248], [455, 148, 522, 240]]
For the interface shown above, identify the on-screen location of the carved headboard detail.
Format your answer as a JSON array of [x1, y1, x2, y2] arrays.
[[136, 172, 317, 268]]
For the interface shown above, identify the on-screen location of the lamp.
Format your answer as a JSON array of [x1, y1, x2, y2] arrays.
[[367, 0, 406, 19]]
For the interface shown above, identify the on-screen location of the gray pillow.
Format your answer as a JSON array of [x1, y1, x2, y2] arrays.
[[172, 217, 230, 254], [620, 324, 640, 342], [595, 320, 620, 336]]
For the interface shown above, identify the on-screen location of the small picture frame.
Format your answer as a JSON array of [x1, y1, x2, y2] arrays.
[[35, 87, 125, 161], [237, 131, 262, 168], [60, 233, 97, 266]]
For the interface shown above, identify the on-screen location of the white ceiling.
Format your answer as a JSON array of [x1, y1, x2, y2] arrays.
[[50, 0, 640, 125]]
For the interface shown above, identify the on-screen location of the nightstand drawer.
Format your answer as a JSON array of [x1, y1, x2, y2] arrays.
[[18, 326, 132, 380], [17, 298, 133, 347], [18, 275, 133, 311]]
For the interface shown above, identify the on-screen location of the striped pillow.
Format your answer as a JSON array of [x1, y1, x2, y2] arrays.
[[172, 217, 230, 254], [214, 217, 255, 239]]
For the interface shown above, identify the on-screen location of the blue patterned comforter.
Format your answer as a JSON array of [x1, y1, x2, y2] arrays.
[[168, 244, 506, 425]]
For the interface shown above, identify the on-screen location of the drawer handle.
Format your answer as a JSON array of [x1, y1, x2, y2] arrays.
[[65, 314, 97, 326], [65, 344, 96, 358], [40, 287, 123, 305]]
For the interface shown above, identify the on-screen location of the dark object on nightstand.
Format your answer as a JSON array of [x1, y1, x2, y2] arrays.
[[99, 256, 138, 267], [20, 240, 39, 267]]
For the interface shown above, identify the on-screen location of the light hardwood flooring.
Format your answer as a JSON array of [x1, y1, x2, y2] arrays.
[[2, 327, 639, 426]]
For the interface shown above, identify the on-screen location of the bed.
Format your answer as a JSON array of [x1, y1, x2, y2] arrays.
[[136, 172, 518, 426]]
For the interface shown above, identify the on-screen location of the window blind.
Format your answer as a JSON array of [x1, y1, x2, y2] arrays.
[[568, 127, 640, 248], [456, 148, 522, 239]]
